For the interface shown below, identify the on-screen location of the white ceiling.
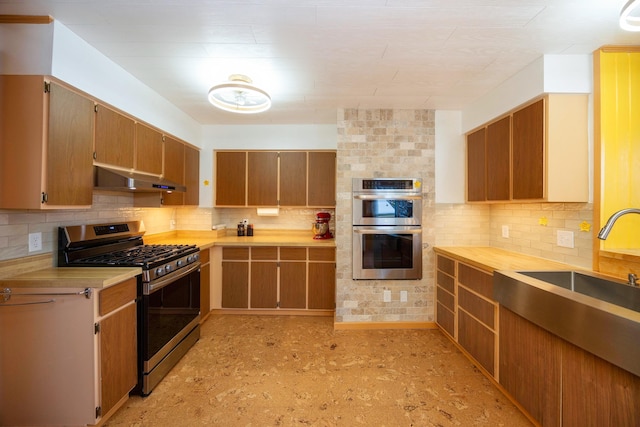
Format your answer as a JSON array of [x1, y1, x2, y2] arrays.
[[1, 0, 639, 125]]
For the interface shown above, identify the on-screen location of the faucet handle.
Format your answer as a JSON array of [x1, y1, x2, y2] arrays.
[[628, 273, 638, 286]]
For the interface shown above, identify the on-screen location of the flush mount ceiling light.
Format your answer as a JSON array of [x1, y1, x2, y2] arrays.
[[620, 0, 640, 31], [208, 74, 271, 114]]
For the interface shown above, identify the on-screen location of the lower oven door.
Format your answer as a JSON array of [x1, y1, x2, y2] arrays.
[[138, 262, 201, 395], [353, 225, 422, 280]]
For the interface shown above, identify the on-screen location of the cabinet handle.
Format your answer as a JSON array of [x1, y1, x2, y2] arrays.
[[1, 287, 92, 304]]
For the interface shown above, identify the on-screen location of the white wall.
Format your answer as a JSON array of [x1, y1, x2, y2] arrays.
[[462, 54, 592, 133], [435, 110, 465, 203], [0, 21, 201, 146]]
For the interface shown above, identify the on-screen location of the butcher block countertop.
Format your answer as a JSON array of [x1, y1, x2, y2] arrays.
[[433, 246, 582, 273], [144, 229, 336, 249], [0, 266, 141, 289]]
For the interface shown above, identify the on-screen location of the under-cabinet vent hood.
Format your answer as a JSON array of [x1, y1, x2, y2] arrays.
[[94, 165, 186, 193]]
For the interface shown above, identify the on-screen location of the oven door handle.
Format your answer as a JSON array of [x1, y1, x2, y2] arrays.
[[146, 262, 201, 294], [353, 194, 421, 200], [353, 228, 422, 235]]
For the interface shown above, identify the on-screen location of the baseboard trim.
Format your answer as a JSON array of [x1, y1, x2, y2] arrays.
[[209, 308, 334, 317], [333, 321, 437, 330]]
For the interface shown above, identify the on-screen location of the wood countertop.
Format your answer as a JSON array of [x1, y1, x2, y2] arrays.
[[145, 230, 336, 249], [433, 246, 583, 273], [0, 267, 141, 289]]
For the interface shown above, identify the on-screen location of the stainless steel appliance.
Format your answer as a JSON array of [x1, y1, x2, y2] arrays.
[[58, 221, 200, 395], [352, 178, 422, 280]]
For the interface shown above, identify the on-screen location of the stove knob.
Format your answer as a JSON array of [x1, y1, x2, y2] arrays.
[[155, 267, 165, 277], [187, 255, 195, 263], [164, 264, 172, 273], [194, 253, 200, 262], [176, 259, 184, 268]]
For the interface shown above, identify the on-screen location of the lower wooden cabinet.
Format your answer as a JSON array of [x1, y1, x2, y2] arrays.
[[0, 277, 137, 426], [221, 246, 335, 311], [199, 248, 211, 321], [435, 254, 498, 377]]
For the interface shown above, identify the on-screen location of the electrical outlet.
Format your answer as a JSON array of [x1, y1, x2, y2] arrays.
[[28, 232, 42, 252], [557, 230, 575, 248], [400, 290, 408, 302], [501, 225, 510, 238], [383, 290, 391, 302]]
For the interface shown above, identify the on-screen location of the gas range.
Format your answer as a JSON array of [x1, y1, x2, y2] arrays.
[[58, 221, 200, 283]]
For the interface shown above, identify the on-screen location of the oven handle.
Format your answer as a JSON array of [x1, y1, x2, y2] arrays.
[[146, 262, 201, 295], [353, 194, 421, 200], [353, 228, 422, 235]]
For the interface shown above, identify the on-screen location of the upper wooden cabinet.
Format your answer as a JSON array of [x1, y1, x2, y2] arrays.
[[134, 123, 163, 176], [0, 75, 94, 209], [94, 104, 135, 169], [162, 141, 199, 206], [215, 150, 336, 207], [466, 94, 588, 203]]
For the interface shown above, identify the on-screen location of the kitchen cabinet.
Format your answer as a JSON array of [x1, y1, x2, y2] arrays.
[[200, 248, 211, 322], [135, 123, 164, 176], [221, 247, 250, 308], [215, 150, 336, 207], [216, 151, 247, 206], [499, 306, 562, 427], [183, 145, 200, 206], [0, 277, 137, 426], [94, 103, 135, 169], [0, 75, 94, 209], [435, 255, 497, 377], [466, 94, 588, 203], [220, 246, 335, 311]]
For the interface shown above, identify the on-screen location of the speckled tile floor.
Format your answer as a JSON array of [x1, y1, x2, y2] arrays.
[[104, 315, 533, 427]]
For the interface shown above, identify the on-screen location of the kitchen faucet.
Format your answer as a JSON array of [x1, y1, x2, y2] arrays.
[[597, 208, 640, 240]]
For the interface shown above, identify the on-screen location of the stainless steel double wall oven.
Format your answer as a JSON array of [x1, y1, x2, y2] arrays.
[[352, 178, 423, 280], [58, 221, 200, 396]]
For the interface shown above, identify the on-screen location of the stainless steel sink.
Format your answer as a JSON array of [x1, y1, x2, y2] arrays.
[[494, 269, 640, 377], [517, 270, 640, 313]]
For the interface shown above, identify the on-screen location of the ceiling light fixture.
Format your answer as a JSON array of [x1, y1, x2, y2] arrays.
[[620, 0, 640, 31], [208, 74, 271, 114]]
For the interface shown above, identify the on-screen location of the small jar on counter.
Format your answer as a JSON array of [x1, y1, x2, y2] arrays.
[[246, 224, 254, 236]]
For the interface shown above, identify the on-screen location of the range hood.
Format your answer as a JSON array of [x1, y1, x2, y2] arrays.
[[94, 165, 186, 193]]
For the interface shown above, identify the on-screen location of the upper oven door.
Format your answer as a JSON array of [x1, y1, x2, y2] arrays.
[[353, 194, 422, 226]]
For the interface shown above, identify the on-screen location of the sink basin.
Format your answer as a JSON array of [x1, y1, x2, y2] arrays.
[[517, 270, 640, 313], [494, 269, 640, 377]]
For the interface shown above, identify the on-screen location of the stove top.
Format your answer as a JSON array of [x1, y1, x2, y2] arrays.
[[58, 221, 200, 282]]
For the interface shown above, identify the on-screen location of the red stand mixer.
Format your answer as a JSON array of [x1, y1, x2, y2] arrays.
[[312, 212, 333, 239]]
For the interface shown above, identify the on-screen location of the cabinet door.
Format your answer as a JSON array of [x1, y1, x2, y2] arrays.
[[308, 151, 336, 207], [279, 151, 307, 206], [221, 261, 249, 308], [94, 104, 135, 169], [500, 306, 561, 427], [200, 249, 211, 319], [183, 145, 200, 206], [512, 99, 544, 200], [46, 81, 94, 206], [250, 262, 278, 308], [436, 255, 456, 338], [100, 302, 137, 417], [216, 151, 246, 206], [135, 123, 163, 175], [161, 136, 185, 206], [247, 151, 278, 206], [280, 262, 307, 308], [562, 341, 640, 427], [308, 247, 335, 310], [466, 128, 487, 201], [486, 116, 510, 201]]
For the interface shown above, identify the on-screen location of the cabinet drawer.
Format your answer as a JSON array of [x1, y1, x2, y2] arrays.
[[280, 247, 306, 260], [309, 247, 335, 261], [252, 247, 278, 260], [437, 270, 455, 294], [222, 247, 249, 260], [100, 277, 137, 316], [199, 248, 210, 264], [458, 263, 493, 299], [458, 310, 495, 376], [436, 302, 455, 338], [458, 286, 495, 329], [437, 285, 455, 312], [437, 255, 455, 276]]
